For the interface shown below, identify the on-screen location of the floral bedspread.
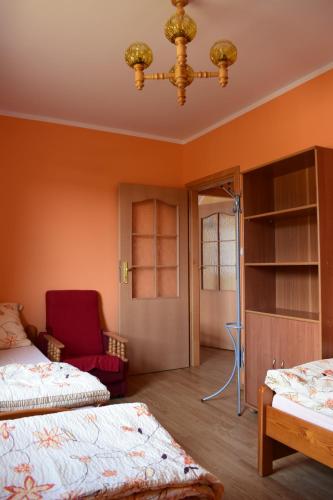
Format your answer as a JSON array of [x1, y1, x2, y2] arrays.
[[265, 358, 333, 417], [0, 362, 110, 411], [0, 403, 223, 499]]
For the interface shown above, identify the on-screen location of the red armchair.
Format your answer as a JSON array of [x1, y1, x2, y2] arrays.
[[39, 290, 128, 397]]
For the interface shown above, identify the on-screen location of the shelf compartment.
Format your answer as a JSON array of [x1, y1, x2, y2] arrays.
[[244, 203, 317, 221], [244, 211, 318, 263], [245, 262, 318, 266], [245, 308, 319, 323], [243, 150, 316, 217], [245, 265, 319, 319]]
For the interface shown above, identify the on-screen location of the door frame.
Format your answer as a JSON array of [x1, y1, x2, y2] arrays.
[[186, 166, 241, 367]]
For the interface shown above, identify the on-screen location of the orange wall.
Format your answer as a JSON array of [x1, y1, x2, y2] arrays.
[[2, 68, 333, 332], [183, 68, 333, 182], [0, 116, 182, 331]]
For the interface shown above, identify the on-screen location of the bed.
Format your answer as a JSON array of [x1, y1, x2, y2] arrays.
[[0, 302, 111, 419], [258, 358, 333, 476], [0, 360, 110, 419], [0, 330, 110, 421], [0, 403, 223, 499], [0, 343, 48, 365]]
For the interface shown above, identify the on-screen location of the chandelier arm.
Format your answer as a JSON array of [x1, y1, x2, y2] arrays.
[[192, 71, 219, 79], [218, 62, 229, 87], [134, 63, 145, 90], [144, 72, 173, 80]]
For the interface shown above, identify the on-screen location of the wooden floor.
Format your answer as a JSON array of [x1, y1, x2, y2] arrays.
[[117, 347, 333, 500]]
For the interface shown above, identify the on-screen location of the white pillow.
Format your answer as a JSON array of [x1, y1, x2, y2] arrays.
[[0, 303, 31, 350]]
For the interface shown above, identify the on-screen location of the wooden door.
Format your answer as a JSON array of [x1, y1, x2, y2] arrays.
[[278, 319, 321, 370], [245, 312, 321, 407], [245, 312, 279, 408], [199, 200, 236, 350], [119, 184, 189, 374]]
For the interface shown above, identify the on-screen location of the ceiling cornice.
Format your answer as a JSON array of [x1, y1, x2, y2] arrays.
[[1, 60, 333, 146], [0, 110, 184, 145], [184, 60, 333, 143]]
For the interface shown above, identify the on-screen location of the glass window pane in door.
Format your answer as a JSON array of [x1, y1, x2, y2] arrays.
[[157, 237, 177, 266], [132, 268, 155, 299], [202, 214, 218, 242], [220, 241, 236, 266], [220, 266, 236, 291], [202, 242, 219, 266], [132, 236, 154, 266], [202, 266, 219, 290], [132, 200, 154, 234], [220, 213, 235, 241], [157, 201, 177, 235], [157, 268, 178, 298]]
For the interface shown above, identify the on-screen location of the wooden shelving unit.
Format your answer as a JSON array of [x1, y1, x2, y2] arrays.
[[243, 146, 333, 408], [245, 262, 318, 266], [245, 308, 319, 323], [244, 203, 317, 222]]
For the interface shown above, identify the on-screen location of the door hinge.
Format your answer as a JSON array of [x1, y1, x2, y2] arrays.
[[241, 347, 245, 368]]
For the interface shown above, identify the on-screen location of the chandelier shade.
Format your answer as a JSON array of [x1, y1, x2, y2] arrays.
[[164, 14, 197, 43], [210, 40, 238, 67], [124, 0, 237, 105], [125, 42, 153, 69]]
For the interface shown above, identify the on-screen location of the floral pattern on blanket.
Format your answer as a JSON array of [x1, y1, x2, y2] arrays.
[[0, 362, 110, 411], [0, 404, 223, 499], [265, 358, 333, 417]]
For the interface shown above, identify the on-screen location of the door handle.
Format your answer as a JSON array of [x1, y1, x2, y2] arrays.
[[280, 360, 285, 369], [272, 358, 276, 369], [120, 261, 133, 284]]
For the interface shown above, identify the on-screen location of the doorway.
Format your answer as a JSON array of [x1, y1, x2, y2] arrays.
[[187, 166, 240, 366], [199, 193, 236, 351]]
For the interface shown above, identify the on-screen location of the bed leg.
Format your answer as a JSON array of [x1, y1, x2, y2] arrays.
[[258, 384, 274, 476]]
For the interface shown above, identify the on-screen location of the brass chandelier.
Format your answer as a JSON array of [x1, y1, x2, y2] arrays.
[[125, 0, 237, 106]]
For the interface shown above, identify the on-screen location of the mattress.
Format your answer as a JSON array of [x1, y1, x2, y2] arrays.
[[272, 394, 333, 432], [0, 403, 223, 499], [0, 344, 48, 366]]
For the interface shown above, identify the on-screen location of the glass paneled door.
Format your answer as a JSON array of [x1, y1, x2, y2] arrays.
[[119, 184, 189, 374], [199, 199, 236, 350]]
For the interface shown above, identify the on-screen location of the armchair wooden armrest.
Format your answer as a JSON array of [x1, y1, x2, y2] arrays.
[[103, 331, 128, 362], [44, 334, 65, 362]]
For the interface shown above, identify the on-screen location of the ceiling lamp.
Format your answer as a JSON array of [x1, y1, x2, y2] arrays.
[[125, 0, 237, 106]]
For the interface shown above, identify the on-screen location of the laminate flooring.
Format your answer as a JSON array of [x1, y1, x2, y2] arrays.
[[115, 347, 333, 500]]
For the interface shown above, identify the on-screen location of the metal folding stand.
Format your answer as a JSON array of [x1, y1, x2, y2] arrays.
[[201, 189, 243, 416]]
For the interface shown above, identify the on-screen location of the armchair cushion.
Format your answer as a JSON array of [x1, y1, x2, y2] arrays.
[[64, 354, 121, 373], [0, 303, 31, 350]]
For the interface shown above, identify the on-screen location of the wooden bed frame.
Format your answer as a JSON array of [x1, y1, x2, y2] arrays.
[[258, 384, 333, 476]]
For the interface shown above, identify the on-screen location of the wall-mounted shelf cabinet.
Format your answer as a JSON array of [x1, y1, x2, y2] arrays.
[[243, 147, 333, 408]]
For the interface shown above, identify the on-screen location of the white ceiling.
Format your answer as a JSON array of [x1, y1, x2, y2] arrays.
[[1, 0, 333, 143]]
